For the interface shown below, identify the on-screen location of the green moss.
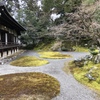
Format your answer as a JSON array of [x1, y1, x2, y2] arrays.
[[73, 46, 89, 52], [82, 0, 95, 5], [68, 61, 100, 93], [39, 51, 71, 59], [0, 72, 60, 99], [10, 56, 49, 67], [34, 40, 55, 51]]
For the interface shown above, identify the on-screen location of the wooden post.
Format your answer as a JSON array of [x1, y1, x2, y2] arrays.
[[13, 48, 15, 53], [1, 50, 3, 57], [11, 49, 12, 54], [7, 49, 8, 55]]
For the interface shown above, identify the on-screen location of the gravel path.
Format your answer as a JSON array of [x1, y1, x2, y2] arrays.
[[0, 51, 99, 100]]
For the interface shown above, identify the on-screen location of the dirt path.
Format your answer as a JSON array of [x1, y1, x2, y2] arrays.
[[0, 51, 99, 100]]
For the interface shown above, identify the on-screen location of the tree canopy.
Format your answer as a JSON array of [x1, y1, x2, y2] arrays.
[[0, 0, 100, 47]]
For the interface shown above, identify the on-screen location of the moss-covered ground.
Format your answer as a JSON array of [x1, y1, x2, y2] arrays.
[[34, 40, 55, 51], [67, 61, 100, 94], [82, 0, 95, 5], [73, 46, 89, 52], [10, 56, 49, 67], [0, 72, 60, 100], [39, 51, 71, 59]]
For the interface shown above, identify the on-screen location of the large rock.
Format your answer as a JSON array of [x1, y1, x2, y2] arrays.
[[94, 54, 100, 63]]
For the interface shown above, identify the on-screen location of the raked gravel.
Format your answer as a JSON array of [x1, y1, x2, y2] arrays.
[[0, 50, 100, 100]]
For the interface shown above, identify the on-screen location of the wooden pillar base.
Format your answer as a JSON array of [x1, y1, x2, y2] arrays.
[[11, 49, 12, 54], [7, 50, 8, 55], [1, 50, 3, 57]]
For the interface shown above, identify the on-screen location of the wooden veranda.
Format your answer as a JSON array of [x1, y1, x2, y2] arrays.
[[0, 2, 26, 58]]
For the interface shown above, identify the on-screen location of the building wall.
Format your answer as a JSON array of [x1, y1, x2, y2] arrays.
[[0, 24, 20, 58]]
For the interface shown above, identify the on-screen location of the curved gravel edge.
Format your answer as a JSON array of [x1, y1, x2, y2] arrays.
[[0, 51, 100, 100]]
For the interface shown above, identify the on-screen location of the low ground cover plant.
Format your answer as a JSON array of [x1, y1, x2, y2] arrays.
[[39, 51, 71, 59], [69, 61, 100, 92], [0, 72, 60, 100], [73, 46, 89, 52], [68, 49, 100, 94], [10, 56, 49, 67]]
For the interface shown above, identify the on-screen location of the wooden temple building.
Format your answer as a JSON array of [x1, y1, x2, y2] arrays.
[[0, 2, 25, 58]]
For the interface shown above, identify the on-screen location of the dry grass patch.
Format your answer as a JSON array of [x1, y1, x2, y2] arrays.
[[10, 56, 49, 67], [0, 72, 60, 100], [39, 51, 71, 59]]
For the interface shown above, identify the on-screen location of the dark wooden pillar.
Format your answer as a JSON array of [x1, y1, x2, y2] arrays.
[[14, 48, 15, 52], [1, 50, 3, 57], [11, 49, 12, 54], [7, 49, 8, 55], [16, 47, 18, 52]]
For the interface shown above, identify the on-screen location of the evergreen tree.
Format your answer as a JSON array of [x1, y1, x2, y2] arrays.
[[1, 0, 82, 46], [18, 0, 50, 45], [42, 0, 82, 14]]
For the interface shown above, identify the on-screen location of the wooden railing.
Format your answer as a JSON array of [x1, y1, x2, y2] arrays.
[[0, 42, 20, 49]]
